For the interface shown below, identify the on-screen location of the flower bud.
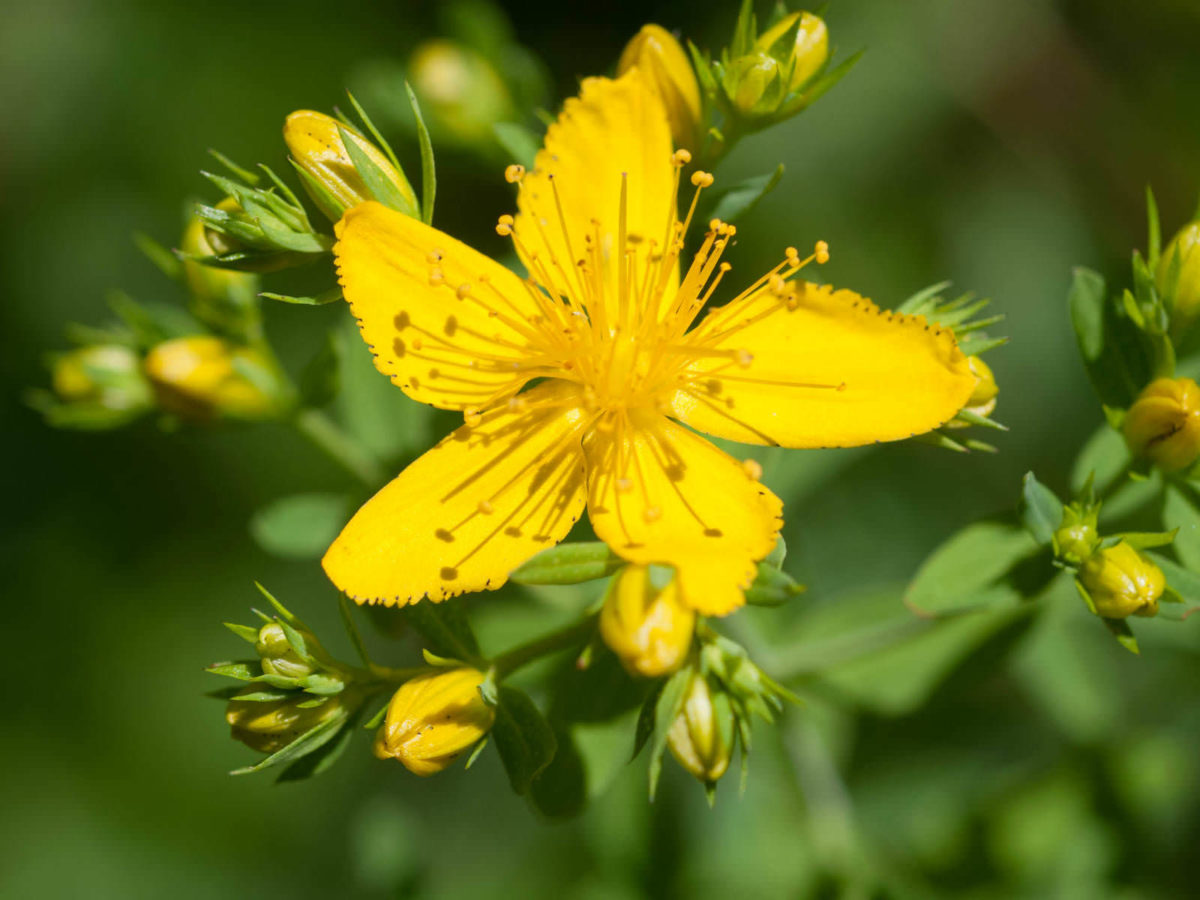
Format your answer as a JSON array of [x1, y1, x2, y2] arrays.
[[52, 344, 152, 412], [408, 40, 514, 144], [599, 566, 695, 677], [255, 622, 317, 680], [1079, 541, 1164, 619], [1053, 522, 1099, 567], [373, 668, 495, 776], [226, 688, 348, 754], [284, 110, 417, 222], [756, 11, 829, 91], [143, 336, 287, 421], [181, 204, 261, 337], [724, 52, 780, 115], [667, 674, 731, 783], [617, 25, 702, 151], [1158, 222, 1200, 333], [1123, 377, 1200, 472]]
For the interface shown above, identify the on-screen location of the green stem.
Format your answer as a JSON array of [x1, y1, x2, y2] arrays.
[[492, 616, 597, 678], [291, 407, 387, 489]]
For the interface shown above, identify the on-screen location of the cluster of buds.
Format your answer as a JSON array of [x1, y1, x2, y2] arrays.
[[897, 283, 1007, 451], [1157, 218, 1200, 337], [144, 335, 289, 422], [209, 587, 369, 776]]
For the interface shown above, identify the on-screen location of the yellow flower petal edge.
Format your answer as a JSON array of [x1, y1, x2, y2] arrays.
[[322, 381, 589, 605], [669, 281, 975, 448], [335, 202, 550, 412], [584, 412, 782, 616], [515, 69, 677, 302]]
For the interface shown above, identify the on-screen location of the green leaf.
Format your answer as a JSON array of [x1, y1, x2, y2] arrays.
[[276, 712, 357, 782], [510, 542, 624, 585], [1146, 185, 1162, 272], [1068, 266, 1155, 409], [405, 82, 436, 225], [250, 493, 353, 560], [904, 520, 1039, 618], [230, 707, 350, 776], [648, 669, 692, 800], [133, 231, 183, 281], [548, 645, 650, 725], [1070, 423, 1129, 494], [529, 726, 587, 818], [1147, 551, 1200, 605], [1019, 472, 1064, 545], [402, 600, 480, 661], [493, 122, 541, 169], [743, 564, 805, 606], [706, 165, 784, 226], [1164, 486, 1200, 571], [206, 660, 260, 680], [261, 288, 342, 306], [299, 329, 343, 408], [491, 686, 557, 795], [223, 622, 260, 644], [1101, 616, 1140, 655], [338, 125, 416, 218], [1109, 529, 1177, 550]]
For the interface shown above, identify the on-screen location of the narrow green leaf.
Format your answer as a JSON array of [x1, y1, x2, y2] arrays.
[[1146, 185, 1161, 271], [649, 669, 692, 800], [405, 82, 437, 225], [207, 148, 260, 185], [338, 595, 372, 667], [224, 622, 260, 644], [133, 231, 183, 280], [1019, 472, 1064, 545], [491, 686, 557, 795], [261, 288, 342, 306], [337, 125, 415, 217], [706, 165, 785, 225], [904, 520, 1039, 618], [276, 713, 357, 782], [1101, 617, 1140, 655], [510, 542, 624, 585], [743, 564, 805, 606]]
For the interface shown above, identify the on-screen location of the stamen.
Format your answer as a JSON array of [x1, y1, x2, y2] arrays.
[[504, 164, 525, 183], [742, 459, 763, 481], [815, 240, 830, 264]]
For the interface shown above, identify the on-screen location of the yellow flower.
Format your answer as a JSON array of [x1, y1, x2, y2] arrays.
[[668, 674, 730, 783], [756, 11, 829, 91], [284, 110, 417, 222], [1159, 222, 1200, 333], [373, 668, 495, 776], [322, 71, 975, 615], [226, 688, 348, 754], [1123, 377, 1200, 472], [599, 565, 695, 677], [1079, 541, 1164, 619], [617, 24, 702, 151], [143, 335, 284, 420]]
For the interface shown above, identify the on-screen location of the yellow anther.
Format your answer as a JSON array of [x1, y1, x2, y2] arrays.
[[463, 406, 482, 427], [456, 282, 472, 299], [477, 500, 494, 515], [768, 274, 787, 296], [495, 214, 515, 236], [735, 349, 754, 368], [709, 218, 722, 232], [672, 149, 692, 166], [690, 170, 714, 188], [426, 250, 443, 264], [504, 164, 526, 183], [719, 262, 732, 273], [785, 246, 799, 262], [815, 240, 830, 264], [742, 459, 763, 481], [428, 267, 444, 286], [643, 506, 663, 523]]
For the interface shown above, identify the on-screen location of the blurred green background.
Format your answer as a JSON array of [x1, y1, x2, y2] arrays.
[[4, 0, 1200, 897]]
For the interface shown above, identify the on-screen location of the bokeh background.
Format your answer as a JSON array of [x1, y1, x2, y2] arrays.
[[4, 0, 1200, 897]]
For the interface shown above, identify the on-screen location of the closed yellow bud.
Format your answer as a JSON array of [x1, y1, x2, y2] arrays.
[[726, 52, 780, 114], [226, 688, 348, 754], [1123, 377, 1200, 472], [617, 24, 702, 151], [52, 345, 150, 411], [599, 566, 694, 677], [409, 40, 514, 144], [373, 668, 495, 776], [1079, 541, 1164, 619], [143, 336, 285, 421], [1158, 222, 1200, 333], [756, 11, 829, 91], [667, 675, 731, 783], [284, 110, 417, 222]]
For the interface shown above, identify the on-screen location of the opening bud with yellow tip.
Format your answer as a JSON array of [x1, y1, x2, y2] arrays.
[[1078, 541, 1164, 619], [284, 110, 417, 223], [143, 336, 288, 421], [756, 11, 829, 91], [226, 687, 354, 755], [373, 667, 495, 777], [1158, 221, 1200, 334], [1123, 377, 1200, 472], [667, 673, 732, 784], [600, 566, 695, 678], [617, 24, 702, 151]]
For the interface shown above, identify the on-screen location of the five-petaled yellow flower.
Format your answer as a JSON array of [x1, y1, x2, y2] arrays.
[[323, 70, 975, 615]]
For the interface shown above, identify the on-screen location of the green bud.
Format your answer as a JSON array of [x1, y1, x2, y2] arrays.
[[667, 674, 732, 784], [1079, 541, 1164, 619], [756, 11, 829, 91], [255, 622, 317, 680], [52, 344, 152, 413], [226, 687, 351, 754], [1052, 504, 1100, 566], [724, 52, 781, 115], [1159, 221, 1200, 334]]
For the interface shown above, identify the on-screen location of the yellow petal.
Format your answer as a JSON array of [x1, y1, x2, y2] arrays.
[[324, 382, 590, 605], [515, 70, 676, 306], [335, 201, 548, 411], [583, 412, 781, 615], [669, 281, 975, 447]]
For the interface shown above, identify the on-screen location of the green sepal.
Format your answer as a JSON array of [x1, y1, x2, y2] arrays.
[[229, 705, 350, 776], [405, 82, 437, 225], [647, 668, 692, 800], [363, 701, 389, 730], [743, 564, 805, 607], [421, 648, 465, 668], [276, 711, 358, 782], [133, 231, 183, 281], [491, 686, 557, 795], [1101, 616, 1140, 655], [223, 622, 260, 644], [260, 288, 342, 306], [464, 737, 490, 770], [338, 125, 416, 218], [1105, 529, 1177, 550], [510, 542, 624, 585]]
